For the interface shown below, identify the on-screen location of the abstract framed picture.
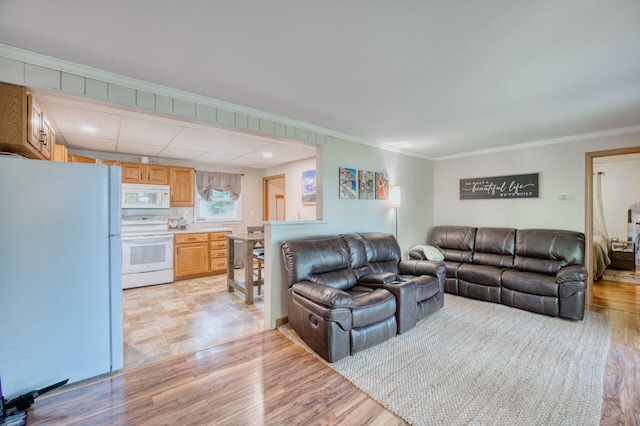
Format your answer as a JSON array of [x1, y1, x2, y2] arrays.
[[302, 170, 316, 204], [375, 171, 389, 200], [358, 170, 375, 199], [339, 167, 358, 199]]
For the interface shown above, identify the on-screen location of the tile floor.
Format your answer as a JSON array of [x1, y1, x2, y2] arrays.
[[122, 272, 264, 369]]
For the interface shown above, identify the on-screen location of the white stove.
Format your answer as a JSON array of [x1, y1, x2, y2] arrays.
[[121, 215, 174, 289]]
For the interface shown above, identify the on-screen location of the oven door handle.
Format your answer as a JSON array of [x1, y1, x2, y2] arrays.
[[122, 235, 173, 242]]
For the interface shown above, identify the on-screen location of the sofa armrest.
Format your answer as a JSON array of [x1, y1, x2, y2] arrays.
[[291, 281, 356, 309], [399, 259, 446, 279], [358, 272, 401, 285], [556, 265, 588, 284]]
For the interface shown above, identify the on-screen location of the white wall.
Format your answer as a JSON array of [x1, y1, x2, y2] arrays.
[[319, 136, 435, 253], [265, 156, 317, 221], [597, 160, 640, 241], [434, 131, 640, 232]]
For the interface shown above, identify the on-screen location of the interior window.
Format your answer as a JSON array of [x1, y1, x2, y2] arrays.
[[195, 190, 241, 222]]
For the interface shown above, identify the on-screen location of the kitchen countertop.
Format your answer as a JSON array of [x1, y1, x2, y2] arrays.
[[169, 227, 233, 234]]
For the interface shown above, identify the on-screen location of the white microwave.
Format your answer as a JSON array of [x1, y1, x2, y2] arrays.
[[122, 183, 170, 209]]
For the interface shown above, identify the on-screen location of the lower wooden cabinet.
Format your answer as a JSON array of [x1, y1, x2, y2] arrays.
[[174, 231, 231, 281], [174, 233, 209, 280]]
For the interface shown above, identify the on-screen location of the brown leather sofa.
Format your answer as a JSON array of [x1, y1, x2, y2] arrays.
[[409, 226, 587, 320], [281, 232, 445, 362]]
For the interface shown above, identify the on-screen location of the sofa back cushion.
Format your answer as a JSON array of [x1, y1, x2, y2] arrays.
[[281, 235, 358, 290], [513, 229, 586, 275], [341, 233, 401, 277], [428, 226, 476, 263], [472, 227, 516, 268]]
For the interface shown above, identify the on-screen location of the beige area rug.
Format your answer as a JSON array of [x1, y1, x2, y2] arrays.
[[278, 294, 611, 426]]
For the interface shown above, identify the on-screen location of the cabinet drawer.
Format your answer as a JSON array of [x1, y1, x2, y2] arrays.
[[210, 240, 227, 250], [175, 233, 209, 244], [210, 248, 227, 259], [210, 232, 230, 241], [210, 259, 227, 272], [611, 251, 634, 262]]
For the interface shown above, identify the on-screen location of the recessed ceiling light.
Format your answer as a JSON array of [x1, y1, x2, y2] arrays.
[[80, 125, 97, 133], [263, 152, 273, 158]]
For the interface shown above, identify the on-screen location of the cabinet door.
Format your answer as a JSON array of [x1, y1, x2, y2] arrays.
[[146, 164, 169, 185], [121, 162, 145, 183], [53, 144, 68, 162], [27, 94, 44, 153], [40, 116, 54, 160], [170, 167, 195, 207], [174, 242, 209, 279]]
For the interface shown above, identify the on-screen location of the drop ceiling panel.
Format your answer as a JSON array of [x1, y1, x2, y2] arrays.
[[159, 147, 205, 161], [116, 141, 165, 156], [193, 152, 239, 164], [223, 156, 269, 167], [64, 134, 117, 152], [119, 116, 182, 146], [44, 103, 121, 139]]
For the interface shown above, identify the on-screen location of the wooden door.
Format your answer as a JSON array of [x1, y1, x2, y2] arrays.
[[170, 167, 195, 207], [145, 164, 169, 185], [121, 162, 145, 183], [263, 174, 285, 220]]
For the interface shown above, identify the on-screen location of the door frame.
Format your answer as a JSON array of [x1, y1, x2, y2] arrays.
[[263, 174, 285, 221], [585, 146, 640, 306]]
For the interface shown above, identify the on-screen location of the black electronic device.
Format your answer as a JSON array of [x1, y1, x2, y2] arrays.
[[1, 377, 68, 425]]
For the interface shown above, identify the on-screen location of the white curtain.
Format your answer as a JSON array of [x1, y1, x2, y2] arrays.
[[593, 172, 609, 240]]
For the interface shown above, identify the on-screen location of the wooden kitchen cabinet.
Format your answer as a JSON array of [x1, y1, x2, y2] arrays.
[[53, 144, 68, 162], [122, 162, 170, 185], [170, 167, 195, 207], [174, 233, 210, 280], [210, 231, 231, 274], [0, 82, 52, 160]]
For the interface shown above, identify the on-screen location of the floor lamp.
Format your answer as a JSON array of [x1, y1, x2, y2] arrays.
[[389, 186, 401, 239]]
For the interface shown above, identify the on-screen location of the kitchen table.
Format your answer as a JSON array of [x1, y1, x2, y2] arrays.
[[225, 233, 265, 304]]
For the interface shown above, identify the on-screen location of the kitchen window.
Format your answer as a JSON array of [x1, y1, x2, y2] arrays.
[[195, 189, 242, 222]]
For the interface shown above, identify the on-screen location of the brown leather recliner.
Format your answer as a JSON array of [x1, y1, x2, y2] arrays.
[[281, 232, 446, 362], [281, 235, 398, 363], [341, 233, 445, 333]]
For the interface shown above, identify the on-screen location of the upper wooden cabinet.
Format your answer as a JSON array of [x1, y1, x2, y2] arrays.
[[170, 167, 195, 207], [121, 162, 169, 185], [0, 83, 52, 160]]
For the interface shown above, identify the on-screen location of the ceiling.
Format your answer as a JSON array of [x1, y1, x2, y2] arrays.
[[1, 1, 639, 159], [35, 93, 316, 168]]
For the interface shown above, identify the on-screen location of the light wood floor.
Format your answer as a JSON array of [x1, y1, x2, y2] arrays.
[[23, 282, 640, 425]]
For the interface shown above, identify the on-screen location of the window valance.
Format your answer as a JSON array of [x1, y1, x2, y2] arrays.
[[195, 171, 242, 201]]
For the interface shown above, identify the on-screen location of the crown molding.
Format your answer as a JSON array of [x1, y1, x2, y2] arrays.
[[0, 43, 434, 161], [435, 125, 640, 161]]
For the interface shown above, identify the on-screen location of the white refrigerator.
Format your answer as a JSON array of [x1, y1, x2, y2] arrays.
[[0, 156, 123, 397]]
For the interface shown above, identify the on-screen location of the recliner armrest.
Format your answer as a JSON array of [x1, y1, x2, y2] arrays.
[[399, 259, 446, 279], [291, 281, 356, 309], [358, 272, 401, 284], [556, 265, 588, 284]]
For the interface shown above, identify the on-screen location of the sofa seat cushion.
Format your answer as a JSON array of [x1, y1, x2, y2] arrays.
[[347, 287, 396, 327], [401, 274, 440, 302], [502, 270, 558, 297], [458, 264, 504, 287]]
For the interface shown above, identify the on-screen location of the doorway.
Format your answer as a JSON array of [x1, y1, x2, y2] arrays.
[[263, 174, 286, 220], [586, 146, 640, 312]]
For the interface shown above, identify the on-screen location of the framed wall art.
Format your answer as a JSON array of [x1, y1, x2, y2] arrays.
[[375, 171, 389, 200], [302, 170, 316, 204], [339, 167, 358, 199], [358, 170, 375, 199], [459, 173, 539, 199]]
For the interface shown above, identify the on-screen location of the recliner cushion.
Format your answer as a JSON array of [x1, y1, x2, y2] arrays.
[[428, 226, 476, 263], [513, 229, 585, 274], [458, 264, 504, 287], [502, 270, 558, 297], [472, 227, 516, 268], [348, 287, 397, 328]]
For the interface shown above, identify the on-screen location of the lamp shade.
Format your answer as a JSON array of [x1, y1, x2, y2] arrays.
[[389, 186, 401, 208]]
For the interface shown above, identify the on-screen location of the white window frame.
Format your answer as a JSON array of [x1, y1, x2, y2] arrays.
[[193, 188, 242, 223]]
